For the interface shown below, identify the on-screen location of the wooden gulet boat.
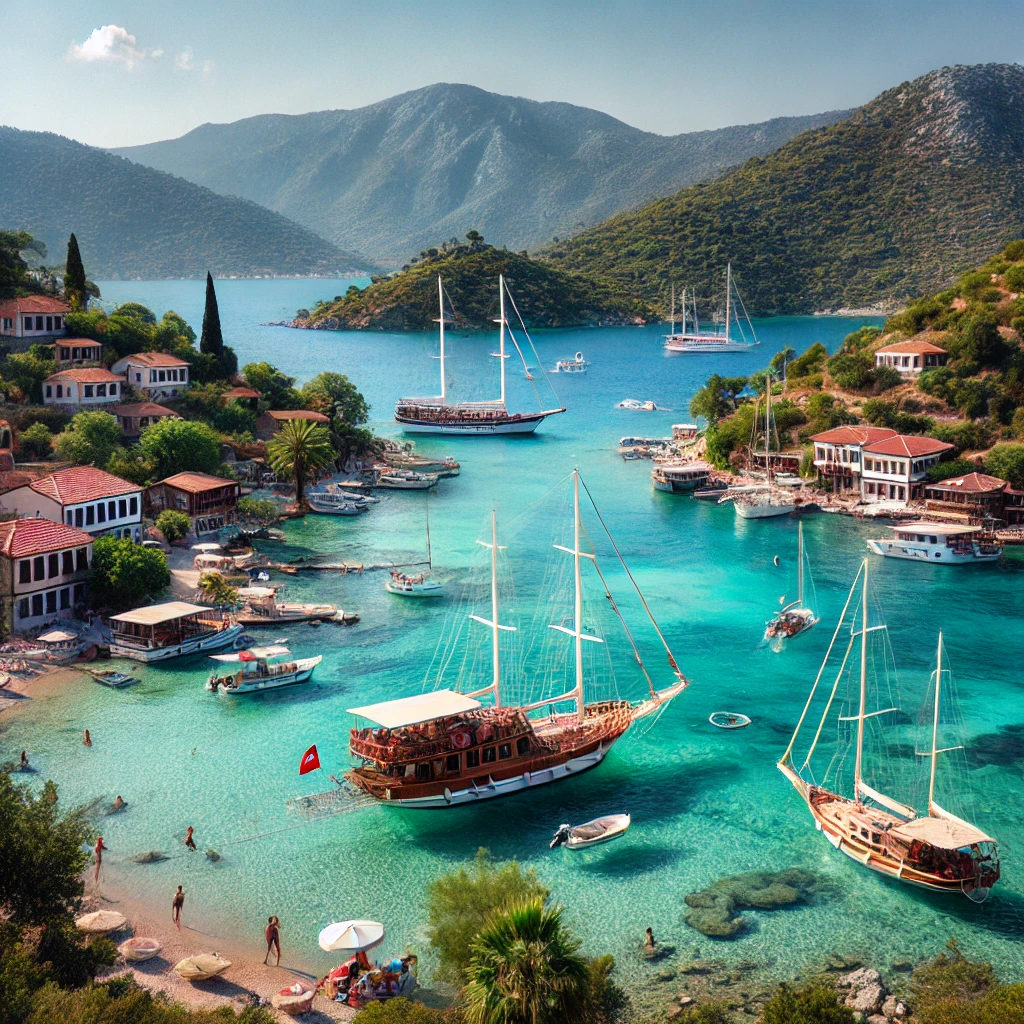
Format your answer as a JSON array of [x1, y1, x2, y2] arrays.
[[778, 560, 1000, 901], [346, 471, 688, 808], [764, 521, 819, 643]]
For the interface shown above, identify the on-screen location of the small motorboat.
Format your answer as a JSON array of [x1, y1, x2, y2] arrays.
[[384, 570, 444, 598], [86, 669, 140, 688], [616, 398, 658, 411], [555, 351, 588, 373], [307, 490, 369, 516], [75, 910, 127, 934], [709, 711, 751, 729], [118, 936, 163, 962], [377, 470, 440, 490], [249, 569, 272, 583], [206, 646, 322, 694], [174, 953, 231, 981], [550, 813, 631, 850]]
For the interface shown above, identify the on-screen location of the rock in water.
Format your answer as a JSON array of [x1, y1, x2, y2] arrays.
[[205, 849, 221, 862], [683, 869, 823, 938], [133, 850, 169, 864]]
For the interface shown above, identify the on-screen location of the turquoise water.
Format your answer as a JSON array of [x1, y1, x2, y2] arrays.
[[4, 279, 1024, 988]]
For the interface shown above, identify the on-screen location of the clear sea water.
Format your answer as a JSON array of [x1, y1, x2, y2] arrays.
[[4, 279, 1023, 991]]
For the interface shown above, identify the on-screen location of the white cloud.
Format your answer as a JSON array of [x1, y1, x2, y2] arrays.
[[174, 47, 194, 71], [151, 48, 164, 59], [68, 25, 147, 68], [202, 59, 216, 76]]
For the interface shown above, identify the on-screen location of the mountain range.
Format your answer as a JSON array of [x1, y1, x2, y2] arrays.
[[546, 63, 1024, 315], [112, 83, 849, 267], [0, 128, 369, 280]]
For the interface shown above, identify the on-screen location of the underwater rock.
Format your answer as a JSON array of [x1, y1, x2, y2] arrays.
[[133, 850, 169, 864], [825, 954, 863, 972], [683, 869, 822, 939], [205, 849, 221, 862], [890, 960, 914, 973]]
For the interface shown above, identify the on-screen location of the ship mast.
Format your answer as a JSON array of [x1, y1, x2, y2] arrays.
[[725, 263, 732, 342], [797, 521, 804, 606], [499, 275, 507, 407], [854, 558, 869, 801], [670, 284, 676, 335], [469, 510, 515, 707], [928, 631, 943, 812], [572, 469, 584, 723], [436, 275, 446, 405]]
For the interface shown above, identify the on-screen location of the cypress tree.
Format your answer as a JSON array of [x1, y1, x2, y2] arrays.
[[200, 272, 224, 357], [64, 233, 87, 310]]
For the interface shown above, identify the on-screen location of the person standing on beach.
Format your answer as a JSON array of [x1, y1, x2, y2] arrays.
[[184, 826, 197, 851], [172, 886, 185, 928], [93, 835, 108, 881], [84, 729, 92, 747], [264, 915, 281, 965]]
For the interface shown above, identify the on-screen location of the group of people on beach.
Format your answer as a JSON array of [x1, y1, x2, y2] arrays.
[[319, 952, 417, 1006]]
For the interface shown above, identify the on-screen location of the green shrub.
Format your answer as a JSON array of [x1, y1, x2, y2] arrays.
[[155, 510, 191, 543], [1003, 240, 1024, 261], [16, 423, 52, 461], [787, 342, 828, 378], [354, 998, 449, 1024], [761, 982, 855, 1024], [932, 420, 994, 451], [89, 536, 170, 611], [926, 458, 979, 483], [985, 443, 1024, 488], [237, 497, 279, 526], [1004, 264, 1024, 292]]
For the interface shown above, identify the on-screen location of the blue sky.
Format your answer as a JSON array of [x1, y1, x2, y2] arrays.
[[2, 0, 1023, 147]]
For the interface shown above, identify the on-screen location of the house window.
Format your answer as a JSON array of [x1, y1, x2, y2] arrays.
[[129, 496, 138, 515], [110, 383, 117, 396], [135, 372, 141, 382], [33, 556, 44, 581], [66, 512, 73, 525], [85, 505, 95, 526], [83, 385, 94, 398], [2, 317, 11, 329], [159, 370, 167, 382], [62, 551, 73, 574], [73, 583, 84, 604], [149, 370, 156, 383], [31, 594, 43, 617], [48, 553, 58, 577], [24, 317, 32, 331], [74, 508, 83, 527], [18, 560, 31, 584], [465, 749, 480, 768], [45, 591, 57, 614], [35, 316, 43, 330], [59, 588, 70, 610], [851, 451, 860, 463], [118, 499, 127, 518], [76, 548, 88, 571], [54, 316, 62, 330], [96, 384, 106, 397], [17, 598, 29, 619], [57, 384, 64, 398], [108, 500, 116, 519], [96, 503, 106, 523], [45, 316, 52, 331], [45, 384, 53, 398]]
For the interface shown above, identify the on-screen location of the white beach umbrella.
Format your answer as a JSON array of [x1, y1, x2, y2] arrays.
[[318, 919, 385, 953]]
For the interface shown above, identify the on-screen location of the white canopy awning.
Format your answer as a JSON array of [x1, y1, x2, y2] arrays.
[[888, 522, 982, 535], [347, 689, 482, 729], [110, 601, 209, 626], [210, 645, 290, 662], [890, 815, 994, 849]]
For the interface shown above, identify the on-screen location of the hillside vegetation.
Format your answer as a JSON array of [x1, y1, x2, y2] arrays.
[[0, 128, 370, 279], [546, 64, 1024, 315], [112, 83, 848, 267], [298, 234, 649, 331]]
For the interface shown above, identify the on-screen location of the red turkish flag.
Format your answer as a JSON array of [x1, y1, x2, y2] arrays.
[[299, 744, 321, 775]]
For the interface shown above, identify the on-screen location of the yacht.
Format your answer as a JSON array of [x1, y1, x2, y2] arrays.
[[651, 460, 714, 493], [866, 523, 1002, 564], [206, 645, 322, 694], [664, 268, 759, 353]]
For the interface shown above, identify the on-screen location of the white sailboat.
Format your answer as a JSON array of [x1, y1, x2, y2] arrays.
[[764, 521, 819, 644], [394, 275, 565, 435], [778, 561, 1000, 901], [664, 266, 760, 353], [385, 495, 444, 597]]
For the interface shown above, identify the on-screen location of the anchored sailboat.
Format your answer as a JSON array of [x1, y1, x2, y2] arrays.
[[764, 521, 819, 645], [345, 470, 688, 808], [394, 275, 565, 435], [385, 495, 444, 598], [778, 560, 999, 901], [664, 266, 759, 353]]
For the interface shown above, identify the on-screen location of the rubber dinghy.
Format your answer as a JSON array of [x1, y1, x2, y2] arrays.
[[709, 711, 751, 729], [550, 813, 631, 849]]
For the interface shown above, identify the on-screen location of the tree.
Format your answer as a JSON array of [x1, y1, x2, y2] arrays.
[[985, 443, 1024, 489], [200, 272, 224, 358], [89, 536, 170, 610], [266, 418, 335, 507], [242, 362, 304, 409], [237, 497, 280, 527], [112, 302, 156, 323], [689, 374, 749, 424], [139, 418, 223, 479], [426, 849, 549, 985], [0, 230, 45, 299], [197, 571, 239, 607], [957, 313, 1009, 368], [301, 372, 369, 426], [760, 982, 855, 1024], [155, 510, 191, 543], [17, 423, 52, 461], [463, 898, 591, 1024], [63, 234, 88, 311], [104, 447, 157, 487], [51, 412, 123, 468]]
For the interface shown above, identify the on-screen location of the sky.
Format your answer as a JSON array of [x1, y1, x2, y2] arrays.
[[2, 0, 1023, 148]]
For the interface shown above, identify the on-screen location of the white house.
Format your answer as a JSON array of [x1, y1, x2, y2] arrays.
[[874, 338, 948, 376], [0, 296, 71, 340], [111, 352, 190, 400], [809, 426, 899, 493], [0, 466, 144, 542], [860, 435, 955, 505], [0, 518, 93, 633], [43, 368, 124, 407]]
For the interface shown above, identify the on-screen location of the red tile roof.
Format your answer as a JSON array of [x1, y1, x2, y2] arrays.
[[29, 466, 141, 505], [0, 517, 93, 558], [810, 426, 898, 445], [875, 339, 948, 355], [155, 472, 239, 494], [117, 351, 190, 368], [54, 337, 103, 348], [223, 386, 261, 399], [110, 402, 180, 418], [863, 435, 955, 457], [0, 296, 71, 316], [266, 410, 329, 423], [925, 472, 1007, 494], [45, 368, 124, 384]]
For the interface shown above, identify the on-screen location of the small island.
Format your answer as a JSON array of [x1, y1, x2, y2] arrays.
[[293, 232, 651, 331]]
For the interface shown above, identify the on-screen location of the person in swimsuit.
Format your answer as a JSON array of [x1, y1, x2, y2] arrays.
[[94, 835, 108, 882], [185, 826, 197, 851], [19, 750, 28, 769], [172, 886, 185, 928], [264, 915, 281, 965], [84, 729, 92, 747]]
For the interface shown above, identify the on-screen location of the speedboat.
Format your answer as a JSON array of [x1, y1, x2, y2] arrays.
[[555, 352, 588, 373], [384, 570, 444, 598], [550, 813, 631, 849], [377, 471, 440, 490], [206, 645, 322, 694], [307, 490, 369, 515]]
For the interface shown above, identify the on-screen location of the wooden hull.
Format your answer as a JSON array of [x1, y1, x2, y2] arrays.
[[396, 413, 554, 435]]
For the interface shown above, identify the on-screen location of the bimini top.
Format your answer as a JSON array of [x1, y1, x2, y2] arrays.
[[210, 646, 290, 662], [110, 601, 209, 626], [890, 815, 995, 849], [347, 689, 482, 729], [888, 522, 983, 535]]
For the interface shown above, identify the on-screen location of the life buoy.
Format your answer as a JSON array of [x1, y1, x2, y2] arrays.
[[451, 730, 472, 749]]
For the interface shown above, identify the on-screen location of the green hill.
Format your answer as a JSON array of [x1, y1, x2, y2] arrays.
[[298, 236, 649, 331], [0, 127, 371, 280], [546, 64, 1024, 315]]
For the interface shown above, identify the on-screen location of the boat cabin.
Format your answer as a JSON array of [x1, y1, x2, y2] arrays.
[[208, 645, 296, 687], [652, 460, 713, 493], [109, 601, 234, 654], [869, 522, 1002, 562]]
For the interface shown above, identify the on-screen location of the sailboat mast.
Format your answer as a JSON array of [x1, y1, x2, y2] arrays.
[[670, 285, 676, 334], [499, 274, 507, 407], [681, 287, 686, 334], [438, 275, 446, 405], [425, 495, 432, 569], [573, 468, 585, 725], [854, 558, 869, 799], [725, 263, 732, 341], [765, 372, 773, 486], [797, 521, 804, 605], [928, 631, 943, 812], [489, 510, 501, 704]]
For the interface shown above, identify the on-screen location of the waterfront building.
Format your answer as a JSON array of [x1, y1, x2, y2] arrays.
[[809, 426, 898, 493], [111, 352, 190, 401], [257, 409, 330, 440], [874, 338, 948, 375], [0, 466, 143, 542], [0, 296, 70, 341], [860, 435, 954, 504], [924, 472, 1008, 524], [0, 518, 93, 633], [43, 368, 124, 407], [145, 472, 240, 536], [110, 402, 180, 438]]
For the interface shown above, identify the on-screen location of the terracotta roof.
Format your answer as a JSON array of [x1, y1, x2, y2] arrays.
[[0, 517, 93, 558], [45, 368, 124, 384], [54, 337, 103, 348], [110, 402, 180, 419], [223, 386, 260, 399], [925, 472, 1007, 494], [0, 296, 71, 316], [810, 426, 898, 445], [863, 435, 955, 457], [29, 466, 141, 505], [116, 351, 190, 368], [875, 339, 948, 355], [266, 410, 329, 423], [154, 472, 238, 494]]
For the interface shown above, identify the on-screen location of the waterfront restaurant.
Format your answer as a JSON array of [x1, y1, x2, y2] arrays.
[[924, 472, 1009, 524], [809, 426, 898, 493], [874, 337, 948, 375]]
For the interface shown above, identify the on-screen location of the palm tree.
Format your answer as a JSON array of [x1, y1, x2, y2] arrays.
[[197, 571, 239, 607], [266, 418, 336, 507], [463, 898, 591, 1024]]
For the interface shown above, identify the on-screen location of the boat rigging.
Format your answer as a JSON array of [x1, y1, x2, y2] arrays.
[[664, 266, 760, 353]]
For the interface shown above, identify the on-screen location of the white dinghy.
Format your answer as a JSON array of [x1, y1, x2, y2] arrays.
[[550, 813, 631, 850]]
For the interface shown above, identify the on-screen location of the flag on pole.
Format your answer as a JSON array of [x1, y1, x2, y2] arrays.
[[299, 744, 321, 775]]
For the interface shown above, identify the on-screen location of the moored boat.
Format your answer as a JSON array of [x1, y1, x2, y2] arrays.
[[555, 352, 588, 373], [384, 495, 443, 597], [664, 270, 759, 353], [206, 645, 322, 694], [550, 813, 630, 849], [866, 522, 1002, 564], [234, 586, 350, 626], [731, 373, 796, 520], [109, 602, 243, 663], [376, 470, 440, 490], [85, 668, 141, 688], [652, 460, 714, 493], [764, 521, 819, 644]]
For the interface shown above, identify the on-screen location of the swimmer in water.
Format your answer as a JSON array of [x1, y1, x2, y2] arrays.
[[185, 826, 197, 851], [113, 795, 125, 811]]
